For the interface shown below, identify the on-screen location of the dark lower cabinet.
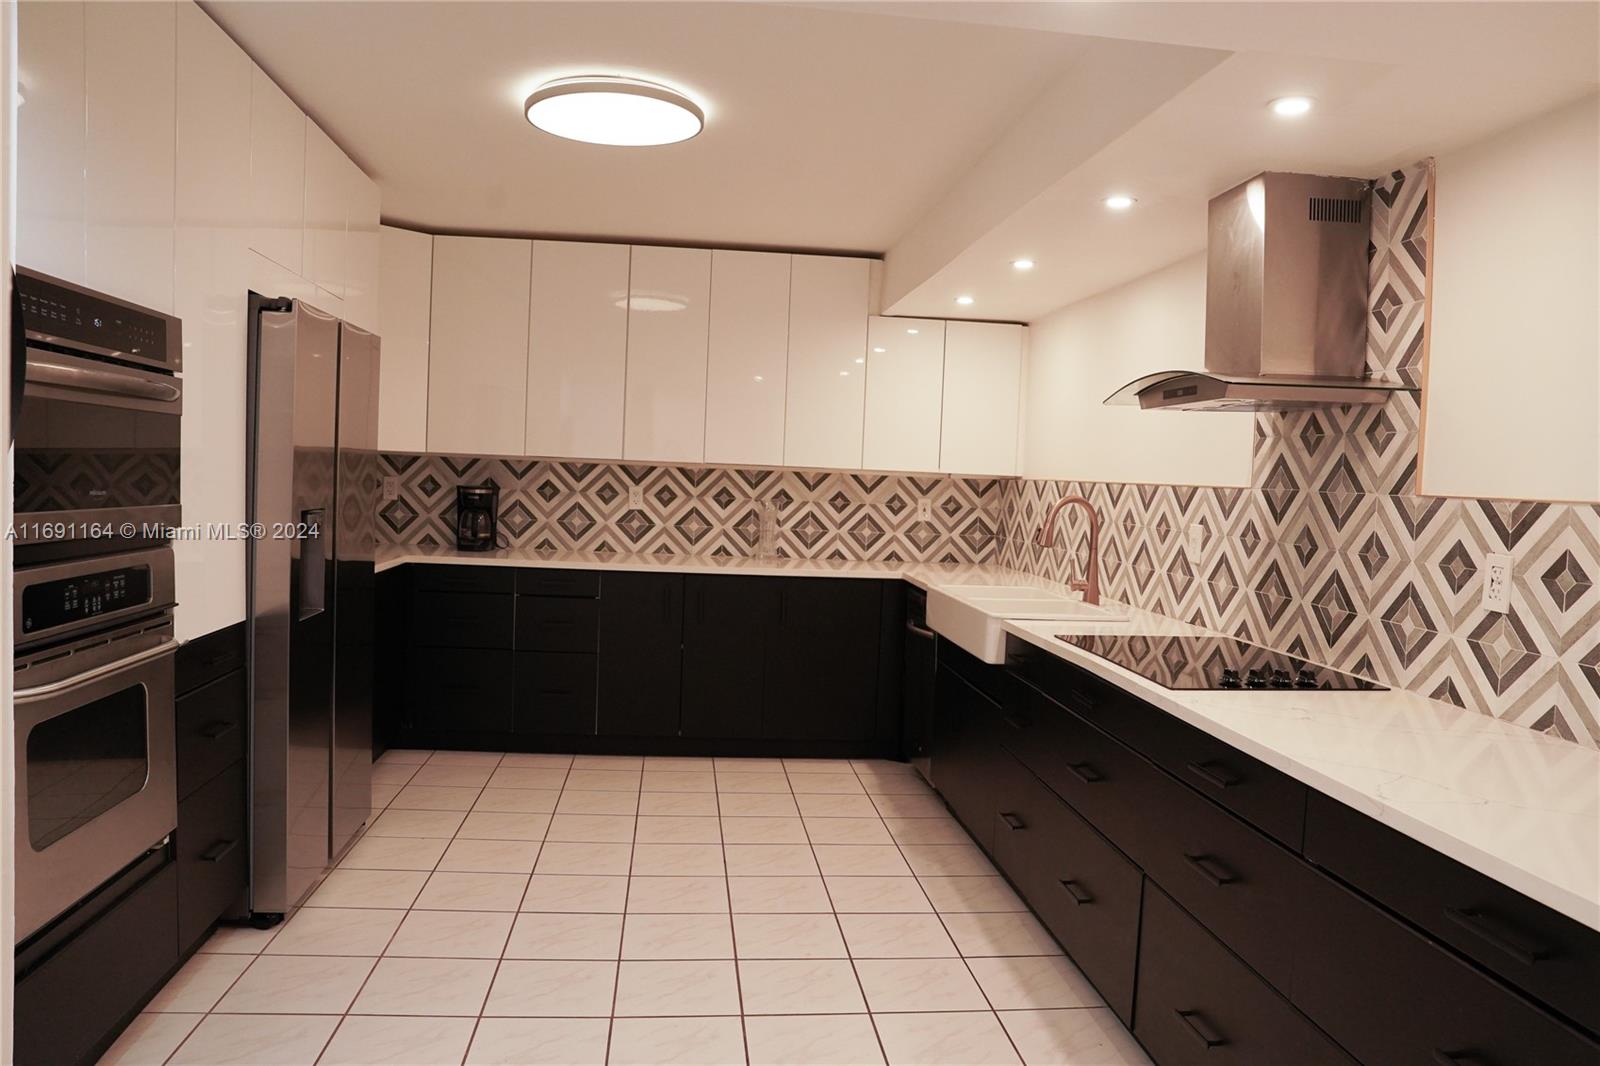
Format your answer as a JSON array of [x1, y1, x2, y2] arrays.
[[175, 667, 246, 803], [1134, 885, 1354, 1066], [514, 651, 597, 734], [682, 575, 775, 740], [931, 659, 1008, 852], [406, 647, 515, 734], [763, 579, 880, 741], [598, 571, 683, 736], [176, 761, 248, 953]]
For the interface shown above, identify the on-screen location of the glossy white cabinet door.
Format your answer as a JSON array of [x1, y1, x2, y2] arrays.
[[303, 121, 347, 302], [17, 0, 86, 282], [623, 245, 711, 463], [249, 64, 306, 275], [526, 240, 629, 460], [940, 320, 1024, 475], [377, 226, 432, 453], [705, 249, 790, 465], [784, 255, 870, 469], [427, 235, 531, 456], [85, 0, 175, 312], [174, 0, 252, 641], [863, 317, 945, 472], [344, 162, 382, 333]]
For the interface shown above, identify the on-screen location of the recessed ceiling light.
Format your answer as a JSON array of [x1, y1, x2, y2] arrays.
[[839, 370, 850, 376], [872, 346, 887, 353], [525, 75, 704, 146], [753, 375, 764, 382], [1103, 194, 1136, 211], [1011, 259, 1035, 271], [1269, 95, 1314, 118], [955, 295, 975, 306], [906, 328, 919, 335], [854, 357, 865, 364]]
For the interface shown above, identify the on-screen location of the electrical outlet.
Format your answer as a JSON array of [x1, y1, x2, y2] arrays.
[[915, 498, 932, 520], [1482, 552, 1512, 613], [628, 485, 645, 509], [381, 476, 399, 502], [1185, 522, 1205, 555]]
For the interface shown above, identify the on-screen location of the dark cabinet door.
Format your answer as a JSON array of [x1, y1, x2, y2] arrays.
[[763, 579, 881, 741], [681, 575, 776, 740], [931, 662, 1006, 852], [176, 761, 247, 953], [597, 570, 684, 737], [405, 648, 515, 735]]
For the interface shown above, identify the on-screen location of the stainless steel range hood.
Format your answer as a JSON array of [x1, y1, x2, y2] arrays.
[[1105, 172, 1414, 412]]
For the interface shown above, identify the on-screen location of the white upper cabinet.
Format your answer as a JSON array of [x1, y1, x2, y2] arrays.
[[784, 255, 870, 469], [344, 161, 382, 334], [427, 236, 532, 456], [249, 65, 306, 275], [526, 241, 630, 460], [704, 250, 790, 466], [863, 317, 945, 472], [377, 226, 433, 454], [940, 320, 1024, 476], [623, 245, 712, 463], [85, 0, 175, 312], [17, 1, 86, 282], [302, 121, 347, 302]]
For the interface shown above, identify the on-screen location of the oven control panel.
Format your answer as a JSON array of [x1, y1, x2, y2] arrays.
[[17, 269, 176, 368], [21, 566, 153, 635]]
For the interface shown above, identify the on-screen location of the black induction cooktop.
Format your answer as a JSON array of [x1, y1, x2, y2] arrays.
[[1053, 633, 1387, 691]]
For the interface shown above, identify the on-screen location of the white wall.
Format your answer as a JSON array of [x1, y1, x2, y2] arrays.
[[1423, 92, 1600, 503], [1022, 253, 1253, 486]]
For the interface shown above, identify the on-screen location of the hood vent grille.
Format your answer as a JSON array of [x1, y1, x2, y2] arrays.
[[1309, 196, 1364, 224]]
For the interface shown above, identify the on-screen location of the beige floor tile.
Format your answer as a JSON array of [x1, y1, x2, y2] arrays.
[[305, 869, 429, 910], [487, 767, 569, 790], [214, 954, 375, 1014], [719, 816, 808, 844], [745, 1013, 884, 1065], [98, 1013, 200, 1065], [482, 959, 618, 1017], [457, 811, 551, 841], [733, 913, 847, 958], [738, 958, 866, 1014], [714, 771, 791, 794], [264, 907, 403, 956], [872, 1011, 1020, 1066], [786, 773, 865, 795], [521, 873, 630, 912], [410, 764, 494, 788], [338, 835, 449, 871], [465, 1017, 610, 1065], [350, 956, 497, 1016], [724, 844, 817, 876], [386, 909, 514, 958], [504, 911, 623, 959], [573, 754, 644, 770], [474, 787, 561, 814], [165, 1013, 339, 1065], [428, 751, 505, 766], [850, 759, 916, 775], [197, 924, 280, 955], [717, 793, 799, 817], [883, 817, 970, 845], [625, 875, 730, 914], [377, 749, 432, 765], [858, 775, 933, 796], [641, 770, 716, 793], [390, 784, 481, 811], [967, 955, 1102, 1010], [631, 842, 725, 876], [838, 913, 958, 958], [781, 758, 854, 773], [801, 817, 892, 845], [613, 959, 741, 1016], [855, 957, 987, 1012], [728, 876, 832, 914], [941, 913, 1063, 958], [319, 1015, 477, 1066], [871, 793, 947, 819], [415, 870, 531, 911], [644, 756, 715, 771], [635, 815, 723, 843], [437, 838, 543, 874], [998, 1008, 1152, 1065], [365, 808, 467, 838], [714, 757, 780, 772], [812, 845, 911, 877], [145, 952, 252, 1012], [795, 794, 877, 818], [369, 783, 402, 810], [607, 1016, 747, 1066], [638, 791, 719, 816], [371, 763, 419, 785], [901, 844, 996, 878], [499, 753, 575, 769], [622, 912, 735, 959], [823, 876, 932, 914], [918, 876, 1026, 914], [546, 813, 637, 842], [556, 789, 641, 815], [564, 768, 642, 791], [534, 841, 633, 875]]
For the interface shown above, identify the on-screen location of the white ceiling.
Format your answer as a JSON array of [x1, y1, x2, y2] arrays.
[[204, 1, 1600, 323]]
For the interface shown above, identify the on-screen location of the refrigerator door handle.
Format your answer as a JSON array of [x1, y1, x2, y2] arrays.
[[298, 508, 327, 619]]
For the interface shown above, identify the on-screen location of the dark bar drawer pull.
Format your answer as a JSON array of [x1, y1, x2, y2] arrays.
[[1432, 1051, 1489, 1066], [999, 812, 1027, 831], [198, 719, 238, 740], [1059, 879, 1094, 905], [1444, 906, 1549, 966], [1183, 853, 1239, 886], [1186, 760, 1240, 790], [200, 839, 238, 863], [1066, 762, 1103, 784], [1174, 1010, 1227, 1049], [535, 688, 575, 696], [1002, 713, 1028, 732]]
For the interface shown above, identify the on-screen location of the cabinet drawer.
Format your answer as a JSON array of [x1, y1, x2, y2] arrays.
[[515, 596, 599, 652], [993, 755, 1141, 1023], [1135, 885, 1354, 1066], [514, 652, 597, 735], [1296, 861, 1600, 1065], [515, 568, 600, 597], [176, 622, 246, 696], [940, 637, 1007, 704], [405, 648, 515, 735], [175, 668, 246, 801], [1305, 791, 1600, 1036], [411, 564, 514, 594], [410, 591, 514, 648], [176, 761, 247, 954]]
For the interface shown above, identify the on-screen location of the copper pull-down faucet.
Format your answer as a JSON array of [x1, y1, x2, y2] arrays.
[[1034, 495, 1102, 606]]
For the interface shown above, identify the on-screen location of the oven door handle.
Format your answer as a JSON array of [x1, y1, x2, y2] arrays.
[[14, 640, 177, 703], [25, 348, 181, 405]]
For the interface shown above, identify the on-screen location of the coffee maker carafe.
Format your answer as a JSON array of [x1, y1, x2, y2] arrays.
[[455, 484, 499, 551]]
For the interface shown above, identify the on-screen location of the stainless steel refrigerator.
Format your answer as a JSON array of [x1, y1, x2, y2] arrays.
[[246, 295, 381, 918]]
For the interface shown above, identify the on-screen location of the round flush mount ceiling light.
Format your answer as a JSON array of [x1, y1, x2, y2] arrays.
[[1011, 258, 1035, 271], [525, 76, 704, 146], [1269, 95, 1314, 118], [954, 295, 975, 306], [1103, 194, 1136, 211]]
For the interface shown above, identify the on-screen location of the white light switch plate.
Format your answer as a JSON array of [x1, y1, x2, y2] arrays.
[[381, 476, 399, 502], [1185, 522, 1205, 555], [628, 485, 644, 509], [1482, 552, 1513, 613], [916, 498, 932, 520]]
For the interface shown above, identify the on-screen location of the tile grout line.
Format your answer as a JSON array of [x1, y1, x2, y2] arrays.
[[717, 760, 752, 1066]]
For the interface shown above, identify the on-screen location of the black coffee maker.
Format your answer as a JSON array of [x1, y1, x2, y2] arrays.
[[455, 484, 500, 551]]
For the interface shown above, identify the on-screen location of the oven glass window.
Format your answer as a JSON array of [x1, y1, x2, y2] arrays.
[[26, 684, 150, 850], [14, 393, 181, 514]]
